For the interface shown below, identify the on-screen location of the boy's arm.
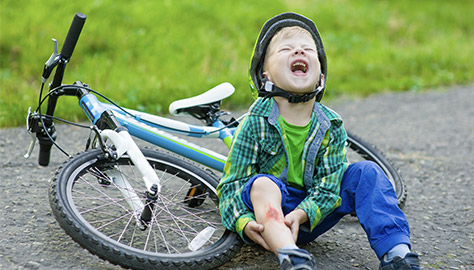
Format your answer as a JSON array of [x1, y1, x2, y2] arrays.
[[297, 123, 349, 231], [217, 117, 258, 242]]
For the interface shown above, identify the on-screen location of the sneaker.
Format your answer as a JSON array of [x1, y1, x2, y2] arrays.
[[278, 248, 317, 270], [379, 253, 420, 270]]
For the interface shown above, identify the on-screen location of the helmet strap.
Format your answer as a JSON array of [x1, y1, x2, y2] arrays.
[[258, 77, 324, 103]]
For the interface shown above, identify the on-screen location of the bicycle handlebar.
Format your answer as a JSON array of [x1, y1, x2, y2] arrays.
[[61, 12, 86, 60], [36, 12, 87, 166]]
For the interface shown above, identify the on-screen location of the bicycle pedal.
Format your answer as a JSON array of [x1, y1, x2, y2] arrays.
[[184, 186, 207, 208]]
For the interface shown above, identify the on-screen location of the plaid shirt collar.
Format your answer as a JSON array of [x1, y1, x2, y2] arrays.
[[248, 97, 341, 124]]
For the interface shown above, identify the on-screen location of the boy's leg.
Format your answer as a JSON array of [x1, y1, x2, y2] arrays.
[[298, 161, 411, 259], [250, 176, 295, 254], [344, 161, 411, 259], [243, 174, 317, 269]]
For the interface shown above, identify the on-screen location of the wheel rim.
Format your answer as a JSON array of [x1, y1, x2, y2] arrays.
[[64, 154, 227, 256]]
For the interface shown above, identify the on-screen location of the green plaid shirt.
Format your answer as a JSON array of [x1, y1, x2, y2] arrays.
[[217, 97, 349, 242]]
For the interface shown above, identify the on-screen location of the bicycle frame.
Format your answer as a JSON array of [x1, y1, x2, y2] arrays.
[[79, 91, 236, 172]]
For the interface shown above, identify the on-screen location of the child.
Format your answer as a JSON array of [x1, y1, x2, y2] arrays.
[[217, 12, 420, 270]]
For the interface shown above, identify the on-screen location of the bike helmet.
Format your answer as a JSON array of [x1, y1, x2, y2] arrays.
[[249, 12, 327, 103]]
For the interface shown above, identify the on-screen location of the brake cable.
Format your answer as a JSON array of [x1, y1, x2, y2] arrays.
[[34, 83, 243, 156]]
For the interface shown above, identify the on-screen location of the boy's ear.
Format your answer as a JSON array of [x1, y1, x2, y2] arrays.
[[262, 71, 271, 81], [318, 73, 325, 86]]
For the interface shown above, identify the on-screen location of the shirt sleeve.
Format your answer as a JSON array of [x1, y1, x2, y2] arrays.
[[217, 116, 258, 242], [296, 122, 349, 231]]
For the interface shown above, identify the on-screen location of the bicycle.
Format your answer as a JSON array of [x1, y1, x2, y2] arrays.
[[25, 13, 407, 270]]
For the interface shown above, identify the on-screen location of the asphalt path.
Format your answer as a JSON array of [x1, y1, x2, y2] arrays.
[[0, 85, 472, 269]]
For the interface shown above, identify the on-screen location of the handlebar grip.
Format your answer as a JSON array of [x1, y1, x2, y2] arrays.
[[38, 138, 54, 166], [37, 124, 57, 167], [60, 12, 87, 61]]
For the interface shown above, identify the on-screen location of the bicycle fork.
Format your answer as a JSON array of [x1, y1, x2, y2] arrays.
[[95, 111, 161, 230]]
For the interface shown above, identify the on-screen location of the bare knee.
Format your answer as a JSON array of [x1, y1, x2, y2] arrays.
[[250, 176, 282, 203], [251, 176, 278, 194]]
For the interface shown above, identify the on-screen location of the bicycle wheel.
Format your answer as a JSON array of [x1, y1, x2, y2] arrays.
[[346, 130, 407, 208], [49, 148, 241, 270]]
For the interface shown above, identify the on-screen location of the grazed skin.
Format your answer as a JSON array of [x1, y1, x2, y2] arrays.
[[265, 205, 284, 223]]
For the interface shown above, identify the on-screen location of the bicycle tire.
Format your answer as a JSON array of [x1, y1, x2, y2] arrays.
[[346, 130, 407, 208], [49, 148, 241, 270]]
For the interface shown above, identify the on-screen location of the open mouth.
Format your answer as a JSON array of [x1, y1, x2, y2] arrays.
[[291, 60, 308, 74]]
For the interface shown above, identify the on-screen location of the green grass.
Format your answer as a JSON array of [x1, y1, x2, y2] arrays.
[[1, 0, 472, 127]]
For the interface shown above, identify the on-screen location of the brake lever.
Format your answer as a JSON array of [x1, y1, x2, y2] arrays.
[[42, 38, 59, 82], [24, 107, 36, 159], [24, 132, 36, 159]]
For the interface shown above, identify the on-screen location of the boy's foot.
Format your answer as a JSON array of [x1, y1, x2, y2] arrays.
[[278, 248, 316, 270], [379, 253, 420, 270]]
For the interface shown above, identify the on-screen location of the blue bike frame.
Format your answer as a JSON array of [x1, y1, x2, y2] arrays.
[[79, 92, 236, 171]]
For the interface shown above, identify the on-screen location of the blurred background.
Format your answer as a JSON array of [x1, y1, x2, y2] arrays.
[[1, 0, 472, 127]]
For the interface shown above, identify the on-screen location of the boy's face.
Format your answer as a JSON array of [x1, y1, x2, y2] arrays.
[[263, 31, 321, 94]]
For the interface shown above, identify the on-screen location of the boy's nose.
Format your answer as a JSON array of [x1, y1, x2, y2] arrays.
[[293, 48, 305, 55]]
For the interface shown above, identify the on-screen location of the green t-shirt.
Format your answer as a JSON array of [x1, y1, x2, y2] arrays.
[[279, 115, 312, 189]]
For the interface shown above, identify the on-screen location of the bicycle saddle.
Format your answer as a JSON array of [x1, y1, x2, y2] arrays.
[[169, 82, 235, 116]]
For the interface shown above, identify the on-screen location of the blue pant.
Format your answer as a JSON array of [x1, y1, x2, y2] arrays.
[[242, 161, 411, 259]]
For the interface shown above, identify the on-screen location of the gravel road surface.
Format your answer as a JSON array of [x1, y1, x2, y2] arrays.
[[1, 85, 472, 269]]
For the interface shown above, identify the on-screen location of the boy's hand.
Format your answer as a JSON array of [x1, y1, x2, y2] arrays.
[[284, 209, 308, 242], [243, 221, 271, 251]]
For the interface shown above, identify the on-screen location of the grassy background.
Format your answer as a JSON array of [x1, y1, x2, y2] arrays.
[[1, 0, 472, 127]]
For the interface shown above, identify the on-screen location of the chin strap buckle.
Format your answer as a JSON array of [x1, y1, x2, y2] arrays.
[[287, 92, 316, 103], [260, 80, 322, 103]]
